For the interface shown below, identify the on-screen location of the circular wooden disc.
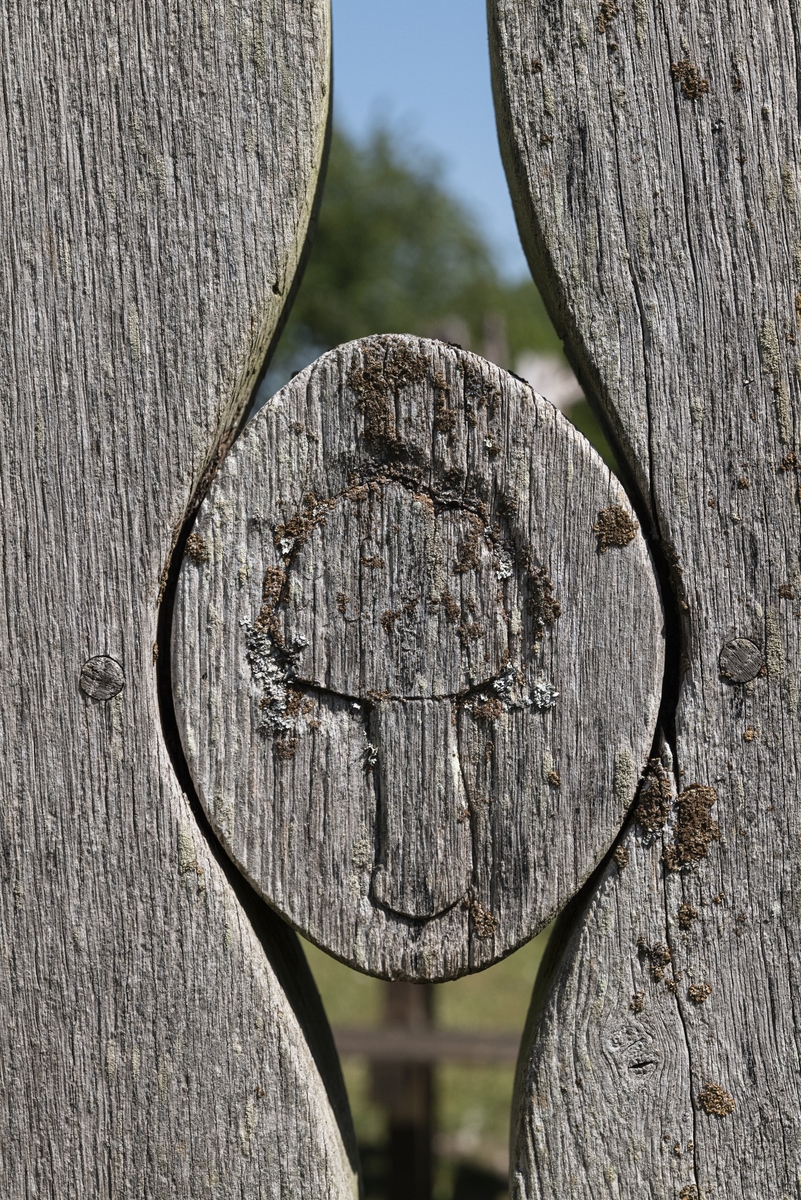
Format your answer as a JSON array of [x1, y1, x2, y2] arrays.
[[173, 336, 664, 980]]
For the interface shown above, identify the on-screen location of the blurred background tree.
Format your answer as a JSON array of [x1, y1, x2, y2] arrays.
[[267, 127, 558, 377], [264, 125, 614, 466], [264, 123, 616, 1200]]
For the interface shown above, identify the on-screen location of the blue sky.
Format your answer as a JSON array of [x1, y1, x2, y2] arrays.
[[331, 0, 528, 279]]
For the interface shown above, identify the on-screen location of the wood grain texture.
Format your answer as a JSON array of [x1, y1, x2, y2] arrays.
[[490, 0, 801, 1191], [512, 747, 701, 1198], [0, 2, 359, 1196], [172, 334, 664, 981]]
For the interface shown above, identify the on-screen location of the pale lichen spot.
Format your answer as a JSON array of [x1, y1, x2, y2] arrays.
[[106, 1040, 119, 1082], [614, 747, 635, 807], [766, 607, 785, 679], [759, 318, 781, 374]]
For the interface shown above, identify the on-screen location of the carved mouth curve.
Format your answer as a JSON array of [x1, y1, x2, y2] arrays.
[[368, 870, 470, 924], [286, 664, 556, 712]]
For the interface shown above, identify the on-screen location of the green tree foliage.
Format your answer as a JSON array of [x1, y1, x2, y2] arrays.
[[267, 124, 615, 467], [271, 126, 560, 376]]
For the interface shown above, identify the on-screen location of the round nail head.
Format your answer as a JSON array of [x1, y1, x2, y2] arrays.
[[80, 655, 125, 700], [719, 638, 764, 684]]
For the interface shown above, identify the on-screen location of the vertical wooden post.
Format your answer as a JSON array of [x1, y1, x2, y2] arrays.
[[0, 3, 362, 1196], [490, 0, 801, 1192], [371, 982, 435, 1200]]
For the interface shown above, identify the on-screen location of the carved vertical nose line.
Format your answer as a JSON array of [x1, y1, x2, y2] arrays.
[[370, 699, 472, 920]]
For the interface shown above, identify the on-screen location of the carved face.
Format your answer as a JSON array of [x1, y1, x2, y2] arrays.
[[173, 337, 663, 980], [276, 481, 551, 920]]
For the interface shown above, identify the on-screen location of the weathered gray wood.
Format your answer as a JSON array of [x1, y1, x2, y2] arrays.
[[0, 2, 360, 1196], [490, 0, 801, 1191], [512, 748, 701, 1198], [173, 334, 664, 980]]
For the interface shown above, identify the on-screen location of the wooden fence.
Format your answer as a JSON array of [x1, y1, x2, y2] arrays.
[[1, 1, 797, 1197]]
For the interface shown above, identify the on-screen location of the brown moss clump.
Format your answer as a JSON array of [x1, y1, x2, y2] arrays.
[[637, 939, 672, 982], [630, 991, 644, 1014], [262, 567, 286, 607], [527, 564, 562, 630], [593, 505, 638, 551], [457, 622, 483, 649], [185, 533, 209, 564], [677, 903, 698, 929], [679, 1188, 699, 1200], [471, 696, 504, 722], [597, 0, 619, 32], [635, 759, 673, 833], [274, 733, 299, 761], [452, 515, 482, 574], [274, 492, 333, 558], [283, 687, 303, 718], [343, 476, 369, 503], [613, 844, 630, 869], [463, 363, 499, 415], [466, 899, 498, 939], [442, 588, 461, 625], [663, 784, 719, 870], [347, 336, 427, 445], [433, 375, 456, 433], [688, 982, 712, 1004], [381, 610, 401, 634], [698, 1082, 735, 1116], [671, 60, 710, 99]]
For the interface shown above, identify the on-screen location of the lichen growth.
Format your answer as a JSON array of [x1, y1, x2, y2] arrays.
[[614, 747, 635, 808], [759, 317, 781, 374], [530, 677, 559, 710]]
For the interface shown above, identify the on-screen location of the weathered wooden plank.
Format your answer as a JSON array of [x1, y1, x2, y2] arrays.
[[0, 2, 360, 1196], [173, 334, 664, 981], [490, 0, 801, 1191], [512, 749, 700, 1196]]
